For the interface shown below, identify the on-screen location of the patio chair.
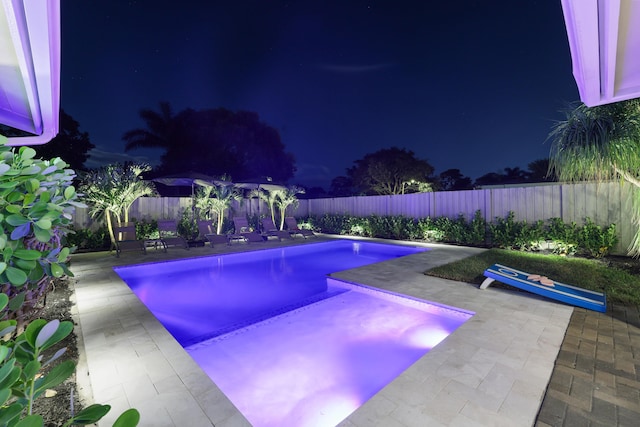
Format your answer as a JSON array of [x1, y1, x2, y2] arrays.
[[197, 219, 230, 247], [114, 222, 147, 257], [285, 217, 315, 238], [232, 217, 265, 243], [261, 217, 292, 241], [157, 219, 189, 250]]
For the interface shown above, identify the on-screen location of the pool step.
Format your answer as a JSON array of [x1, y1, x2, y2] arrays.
[[184, 287, 351, 347]]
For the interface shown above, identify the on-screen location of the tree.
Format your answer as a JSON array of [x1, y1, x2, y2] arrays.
[[79, 163, 157, 247], [1, 110, 95, 171], [194, 183, 242, 234], [123, 104, 296, 183], [526, 158, 554, 182], [33, 110, 95, 170], [347, 147, 435, 195], [438, 169, 473, 191], [548, 99, 640, 255], [329, 176, 355, 197], [273, 187, 304, 230]]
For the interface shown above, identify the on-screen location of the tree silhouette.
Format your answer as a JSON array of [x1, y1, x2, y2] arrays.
[[123, 103, 296, 182], [526, 158, 554, 182], [347, 147, 435, 195], [1, 110, 95, 171], [438, 169, 473, 191]]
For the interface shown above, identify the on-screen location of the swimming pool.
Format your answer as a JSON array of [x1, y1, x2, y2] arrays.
[[115, 240, 473, 426]]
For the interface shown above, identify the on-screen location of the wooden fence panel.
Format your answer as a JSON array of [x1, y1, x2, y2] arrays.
[[70, 182, 636, 254]]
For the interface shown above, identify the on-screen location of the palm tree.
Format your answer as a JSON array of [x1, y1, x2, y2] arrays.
[[548, 99, 640, 255], [122, 102, 180, 151], [274, 187, 304, 230], [194, 184, 242, 234], [80, 163, 157, 247], [257, 189, 281, 228]]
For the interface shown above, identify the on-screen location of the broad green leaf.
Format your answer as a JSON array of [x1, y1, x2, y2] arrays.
[[10, 222, 31, 240], [35, 320, 60, 348], [23, 193, 35, 205], [22, 360, 41, 381], [4, 214, 27, 226], [8, 292, 25, 311], [35, 218, 51, 230], [113, 408, 141, 427], [42, 347, 66, 367], [0, 181, 18, 189], [19, 165, 41, 175], [33, 226, 51, 243], [12, 249, 41, 261], [67, 404, 111, 424], [0, 163, 10, 175], [19, 146, 36, 160], [24, 319, 47, 348], [57, 247, 70, 263], [0, 363, 20, 390], [13, 258, 38, 270], [0, 236, 5, 250], [39, 321, 72, 352], [14, 259, 36, 272], [6, 267, 27, 286], [39, 191, 51, 203], [0, 322, 15, 338], [15, 414, 44, 427], [6, 191, 23, 203], [41, 165, 57, 175], [0, 402, 23, 424], [0, 359, 16, 384], [27, 178, 40, 192], [50, 263, 64, 278], [0, 293, 7, 310], [34, 359, 75, 395], [64, 186, 76, 200], [0, 388, 10, 406]]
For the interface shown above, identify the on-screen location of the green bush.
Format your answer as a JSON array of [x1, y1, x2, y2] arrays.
[[134, 218, 158, 239], [308, 214, 352, 234], [63, 225, 111, 252], [546, 217, 579, 255], [176, 209, 198, 240], [577, 218, 618, 258]]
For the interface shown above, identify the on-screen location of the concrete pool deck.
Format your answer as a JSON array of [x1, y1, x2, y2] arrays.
[[70, 236, 574, 426]]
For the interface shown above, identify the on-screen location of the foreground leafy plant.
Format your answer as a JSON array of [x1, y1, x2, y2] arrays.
[[0, 294, 139, 426], [0, 136, 139, 426]]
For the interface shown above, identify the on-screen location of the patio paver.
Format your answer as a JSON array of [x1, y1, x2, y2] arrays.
[[69, 237, 581, 426]]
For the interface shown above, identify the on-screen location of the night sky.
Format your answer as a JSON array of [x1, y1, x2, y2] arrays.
[[61, 1, 579, 189]]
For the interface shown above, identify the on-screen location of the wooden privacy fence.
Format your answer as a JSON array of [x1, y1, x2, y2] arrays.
[[72, 181, 635, 254]]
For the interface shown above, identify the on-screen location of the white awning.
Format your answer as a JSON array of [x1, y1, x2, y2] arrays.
[[0, 0, 60, 145], [561, 0, 640, 106]]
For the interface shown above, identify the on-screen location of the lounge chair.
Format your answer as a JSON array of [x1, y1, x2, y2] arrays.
[[197, 220, 230, 247], [114, 222, 147, 257], [480, 263, 607, 312], [232, 217, 265, 243], [285, 216, 315, 238], [157, 219, 189, 250], [261, 217, 292, 241]]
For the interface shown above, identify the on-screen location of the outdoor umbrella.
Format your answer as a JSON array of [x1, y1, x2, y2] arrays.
[[151, 172, 230, 216], [151, 171, 225, 197]]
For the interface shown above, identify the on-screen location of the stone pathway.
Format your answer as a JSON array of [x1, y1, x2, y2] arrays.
[[536, 304, 640, 427]]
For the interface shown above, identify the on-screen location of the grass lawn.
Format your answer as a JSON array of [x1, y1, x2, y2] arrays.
[[425, 248, 640, 306]]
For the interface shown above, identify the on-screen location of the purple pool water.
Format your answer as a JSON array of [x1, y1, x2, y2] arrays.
[[115, 240, 473, 426]]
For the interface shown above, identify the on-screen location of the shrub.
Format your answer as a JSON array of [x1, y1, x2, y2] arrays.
[[577, 218, 618, 258], [63, 225, 111, 252], [134, 218, 158, 239]]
